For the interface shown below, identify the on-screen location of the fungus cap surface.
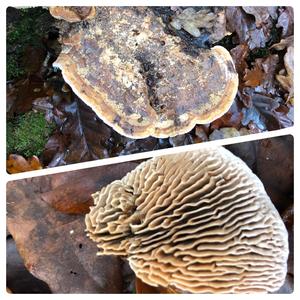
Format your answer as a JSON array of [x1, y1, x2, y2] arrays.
[[85, 147, 288, 293], [53, 7, 238, 138], [49, 6, 96, 22]]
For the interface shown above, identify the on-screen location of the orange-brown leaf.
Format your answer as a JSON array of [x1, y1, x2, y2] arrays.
[[243, 65, 265, 87], [7, 154, 42, 174]]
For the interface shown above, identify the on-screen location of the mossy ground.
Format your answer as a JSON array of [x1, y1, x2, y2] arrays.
[[6, 7, 54, 81], [7, 111, 55, 158]]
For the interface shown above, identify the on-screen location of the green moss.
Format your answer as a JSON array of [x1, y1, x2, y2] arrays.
[[6, 7, 54, 80], [7, 111, 55, 157]]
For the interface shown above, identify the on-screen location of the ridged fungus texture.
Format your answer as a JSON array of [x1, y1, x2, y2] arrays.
[[85, 147, 288, 293], [52, 7, 238, 138]]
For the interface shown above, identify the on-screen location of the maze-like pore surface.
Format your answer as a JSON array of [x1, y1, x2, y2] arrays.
[[85, 147, 288, 293]]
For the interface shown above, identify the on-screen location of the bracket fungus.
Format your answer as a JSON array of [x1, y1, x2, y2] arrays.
[[85, 147, 288, 293], [49, 6, 96, 22], [52, 7, 238, 138]]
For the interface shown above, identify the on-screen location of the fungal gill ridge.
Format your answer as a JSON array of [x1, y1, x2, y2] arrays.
[[85, 147, 288, 293]]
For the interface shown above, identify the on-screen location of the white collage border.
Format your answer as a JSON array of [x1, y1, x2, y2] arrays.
[[0, 0, 298, 299]]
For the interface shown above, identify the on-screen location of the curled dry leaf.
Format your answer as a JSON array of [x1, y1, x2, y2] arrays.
[[7, 154, 42, 174]]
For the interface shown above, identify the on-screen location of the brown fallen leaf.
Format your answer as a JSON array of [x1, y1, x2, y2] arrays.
[[6, 161, 140, 293], [39, 162, 140, 214], [7, 235, 51, 293], [6, 76, 49, 118], [243, 54, 280, 95], [7, 154, 42, 174], [243, 65, 265, 87]]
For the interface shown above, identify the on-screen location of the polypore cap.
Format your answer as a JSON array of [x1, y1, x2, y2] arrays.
[[52, 7, 238, 138]]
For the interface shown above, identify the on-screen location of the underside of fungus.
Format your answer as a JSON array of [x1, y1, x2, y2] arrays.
[[51, 7, 238, 138], [85, 147, 288, 293]]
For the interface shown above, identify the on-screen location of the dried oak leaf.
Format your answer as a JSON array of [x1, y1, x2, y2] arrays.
[[255, 55, 280, 95], [243, 65, 265, 87], [243, 54, 279, 94], [7, 154, 42, 174], [6, 161, 140, 293], [210, 101, 244, 130]]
